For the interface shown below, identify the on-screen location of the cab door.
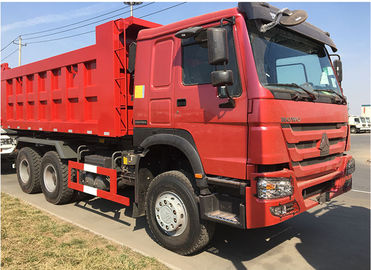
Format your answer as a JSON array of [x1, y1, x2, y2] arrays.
[[172, 23, 248, 179]]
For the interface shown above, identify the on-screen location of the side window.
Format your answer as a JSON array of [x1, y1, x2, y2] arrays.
[[181, 24, 242, 97], [182, 43, 213, 85]]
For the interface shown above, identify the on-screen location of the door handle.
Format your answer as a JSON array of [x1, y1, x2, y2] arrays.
[[177, 99, 187, 107]]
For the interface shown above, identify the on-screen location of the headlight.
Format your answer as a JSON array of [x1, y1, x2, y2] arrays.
[[257, 177, 293, 199], [345, 158, 355, 176]]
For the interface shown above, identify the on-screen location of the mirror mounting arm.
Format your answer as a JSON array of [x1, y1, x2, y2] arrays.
[[329, 54, 341, 61], [260, 8, 289, 33], [220, 17, 235, 27], [219, 86, 236, 108]]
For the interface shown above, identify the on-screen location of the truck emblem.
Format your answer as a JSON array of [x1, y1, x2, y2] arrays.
[[281, 117, 301, 123], [319, 133, 330, 156]]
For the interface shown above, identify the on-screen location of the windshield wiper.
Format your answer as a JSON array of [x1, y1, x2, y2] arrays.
[[265, 83, 317, 101], [313, 89, 347, 104]]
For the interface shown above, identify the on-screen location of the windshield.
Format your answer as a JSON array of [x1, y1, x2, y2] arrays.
[[354, 118, 360, 123], [247, 21, 342, 98], [360, 117, 366, 123], [367, 117, 370, 123]]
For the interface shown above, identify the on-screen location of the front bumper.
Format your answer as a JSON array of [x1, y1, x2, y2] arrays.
[[245, 154, 353, 228], [0, 144, 16, 156]]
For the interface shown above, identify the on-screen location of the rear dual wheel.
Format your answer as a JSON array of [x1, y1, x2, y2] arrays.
[[16, 147, 88, 204], [16, 147, 42, 194], [40, 151, 74, 204], [146, 171, 215, 255]]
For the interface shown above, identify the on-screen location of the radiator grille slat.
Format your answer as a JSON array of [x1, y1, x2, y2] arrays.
[[281, 122, 347, 179]]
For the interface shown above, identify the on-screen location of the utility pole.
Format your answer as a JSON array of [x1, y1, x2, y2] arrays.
[[18, 36, 22, 66], [124, 2, 143, 17], [13, 36, 26, 67]]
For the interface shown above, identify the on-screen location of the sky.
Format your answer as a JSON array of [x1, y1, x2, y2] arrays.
[[1, 2, 370, 115]]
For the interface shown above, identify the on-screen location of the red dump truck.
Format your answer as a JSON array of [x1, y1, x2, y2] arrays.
[[1, 2, 355, 255]]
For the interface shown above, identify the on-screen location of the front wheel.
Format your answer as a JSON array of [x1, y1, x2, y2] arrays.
[[350, 126, 356, 134], [145, 171, 214, 255]]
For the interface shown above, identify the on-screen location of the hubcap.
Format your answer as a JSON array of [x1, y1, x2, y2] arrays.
[[155, 192, 188, 236], [19, 158, 30, 184], [43, 164, 57, 193]]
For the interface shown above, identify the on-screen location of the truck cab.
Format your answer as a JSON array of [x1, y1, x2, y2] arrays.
[[133, 2, 354, 230]]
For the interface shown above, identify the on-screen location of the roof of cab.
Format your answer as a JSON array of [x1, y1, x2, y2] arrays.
[[137, 8, 239, 41]]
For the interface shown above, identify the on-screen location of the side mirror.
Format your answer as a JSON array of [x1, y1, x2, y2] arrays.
[[333, 59, 343, 83], [211, 70, 233, 87], [211, 70, 233, 99], [207, 28, 229, 65]]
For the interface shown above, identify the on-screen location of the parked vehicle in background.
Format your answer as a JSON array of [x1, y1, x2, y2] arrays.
[[1, 2, 355, 255], [1, 128, 17, 166], [349, 116, 370, 133], [360, 117, 370, 132], [366, 117, 370, 129]]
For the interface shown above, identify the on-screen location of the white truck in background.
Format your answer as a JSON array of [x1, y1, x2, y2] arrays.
[[348, 116, 371, 133], [1, 128, 17, 168]]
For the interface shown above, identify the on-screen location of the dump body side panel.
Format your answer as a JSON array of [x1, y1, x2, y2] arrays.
[[1, 17, 160, 138]]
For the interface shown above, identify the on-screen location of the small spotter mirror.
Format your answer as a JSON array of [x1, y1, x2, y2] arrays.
[[280, 10, 308, 26], [260, 8, 308, 33]]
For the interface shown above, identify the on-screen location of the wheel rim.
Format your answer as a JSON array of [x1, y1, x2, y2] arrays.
[[43, 164, 57, 193], [155, 191, 188, 236], [19, 158, 30, 184]]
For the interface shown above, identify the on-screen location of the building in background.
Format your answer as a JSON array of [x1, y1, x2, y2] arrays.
[[361, 104, 370, 118]]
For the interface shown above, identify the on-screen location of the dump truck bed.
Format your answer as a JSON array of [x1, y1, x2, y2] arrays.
[[1, 17, 160, 138]]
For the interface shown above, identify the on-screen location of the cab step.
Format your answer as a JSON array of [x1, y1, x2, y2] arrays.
[[205, 210, 240, 225], [199, 193, 246, 228]]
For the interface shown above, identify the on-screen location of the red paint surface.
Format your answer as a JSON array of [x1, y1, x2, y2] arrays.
[[1, 17, 160, 137]]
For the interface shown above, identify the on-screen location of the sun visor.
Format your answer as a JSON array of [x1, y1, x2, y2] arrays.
[[238, 2, 337, 52]]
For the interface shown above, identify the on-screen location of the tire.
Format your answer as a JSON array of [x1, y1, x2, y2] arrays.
[[145, 170, 215, 255], [16, 147, 42, 194], [350, 127, 356, 134], [40, 151, 74, 204]]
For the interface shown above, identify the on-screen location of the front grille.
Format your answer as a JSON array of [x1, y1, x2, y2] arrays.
[[0, 138, 14, 145], [281, 122, 347, 178], [292, 153, 341, 167], [288, 137, 345, 149], [286, 122, 346, 131]]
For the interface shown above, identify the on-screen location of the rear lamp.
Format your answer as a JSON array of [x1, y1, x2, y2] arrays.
[[257, 177, 293, 199], [345, 158, 355, 176]]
